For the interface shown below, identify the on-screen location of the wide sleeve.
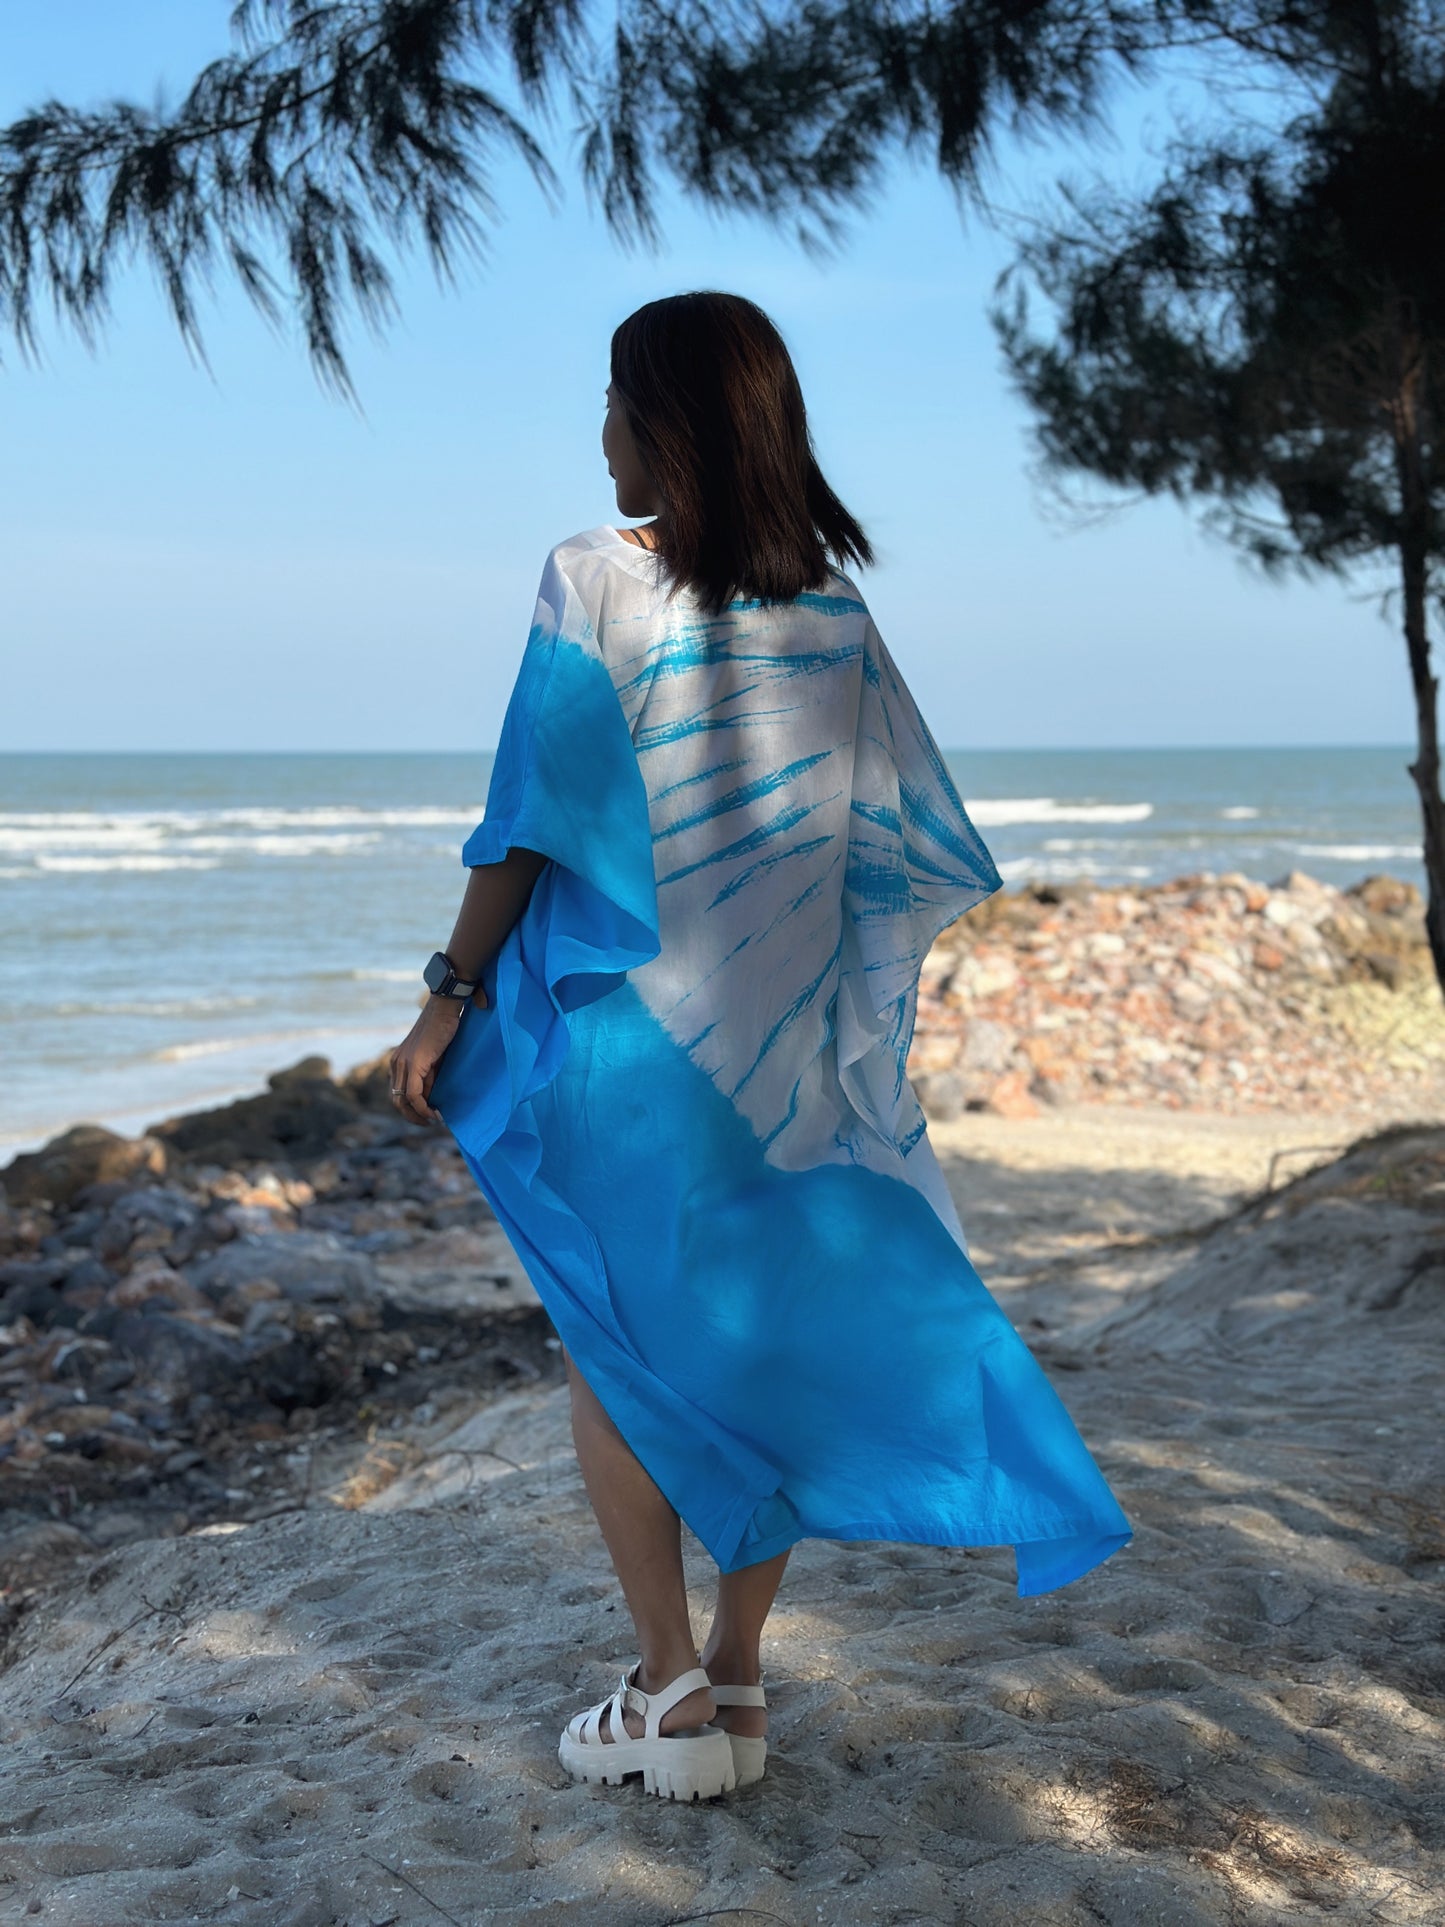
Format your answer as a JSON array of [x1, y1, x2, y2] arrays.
[[834, 618, 1003, 1207], [431, 547, 661, 1185], [842, 618, 1003, 1019]]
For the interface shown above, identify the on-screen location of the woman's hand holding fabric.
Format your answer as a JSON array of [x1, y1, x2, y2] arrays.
[[390, 992, 483, 1126]]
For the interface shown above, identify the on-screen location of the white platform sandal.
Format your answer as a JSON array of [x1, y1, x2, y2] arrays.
[[558, 1662, 737, 1801], [708, 1678, 768, 1787]]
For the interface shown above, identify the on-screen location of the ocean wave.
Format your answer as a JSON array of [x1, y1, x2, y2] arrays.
[[0, 827, 171, 854], [0, 805, 484, 834], [34, 855, 221, 874], [51, 995, 261, 1019], [1294, 842, 1421, 861], [348, 968, 422, 982], [994, 855, 1155, 882], [179, 833, 381, 857], [964, 797, 1154, 826], [150, 1027, 336, 1065], [1219, 805, 1260, 819]]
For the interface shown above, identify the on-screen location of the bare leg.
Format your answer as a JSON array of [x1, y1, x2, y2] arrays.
[[562, 1345, 715, 1740], [698, 1549, 791, 1739]]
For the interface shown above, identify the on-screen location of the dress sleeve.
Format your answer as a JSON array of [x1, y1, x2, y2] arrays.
[[842, 618, 1003, 1018], [431, 547, 661, 1182], [834, 618, 1003, 1206]]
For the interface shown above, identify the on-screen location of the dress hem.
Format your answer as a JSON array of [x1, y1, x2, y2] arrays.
[[713, 1512, 1132, 1597]]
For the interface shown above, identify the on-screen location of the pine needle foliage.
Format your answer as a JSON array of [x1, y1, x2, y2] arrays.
[[0, 0, 1168, 396]]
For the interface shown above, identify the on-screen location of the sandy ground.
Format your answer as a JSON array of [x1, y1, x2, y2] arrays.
[[1, 1100, 1443, 1927]]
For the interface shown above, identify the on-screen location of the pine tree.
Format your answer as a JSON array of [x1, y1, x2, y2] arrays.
[[994, 3, 1445, 991]]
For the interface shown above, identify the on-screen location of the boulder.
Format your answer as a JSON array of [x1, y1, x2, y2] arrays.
[[1, 1126, 166, 1209], [109, 1309, 247, 1397], [1349, 873, 1423, 917], [959, 1018, 1019, 1077], [189, 1232, 379, 1308], [913, 1071, 967, 1122], [148, 1057, 361, 1165]]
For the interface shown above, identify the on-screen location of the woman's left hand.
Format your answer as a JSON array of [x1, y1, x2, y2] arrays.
[[390, 993, 478, 1126]]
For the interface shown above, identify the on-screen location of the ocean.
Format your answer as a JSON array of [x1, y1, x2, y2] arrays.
[[0, 747, 1424, 1157]]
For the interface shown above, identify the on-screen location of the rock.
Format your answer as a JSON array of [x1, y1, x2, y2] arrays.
[[1, 1126, 166, 1209], [341, 1051, 403, 1113], [267, 1055, 334, 1090], [959, 1018, 1019, 1077], [907, 867, 1441, 1117], [241, 1321, 333, 1410], [111, 1262, 208, 1314], [189, 1233, 379, 1308], [1349, 874, 1422, 916], [149, 1059, 362, 1165], [914, 1071, 967, 1121], [1362, 950, 1406, 989], [986, 1070, 1040, 1119], [110, 1310, 246, 1396]]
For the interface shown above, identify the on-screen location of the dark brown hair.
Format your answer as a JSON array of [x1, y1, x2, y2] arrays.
[[609, 291, 874, 616]]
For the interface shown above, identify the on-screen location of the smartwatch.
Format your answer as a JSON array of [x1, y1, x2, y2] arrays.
[[423, 950, 480, 1000]]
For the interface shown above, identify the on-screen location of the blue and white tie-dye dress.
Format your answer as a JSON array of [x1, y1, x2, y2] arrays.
[[432, 526, 1131, 1595]]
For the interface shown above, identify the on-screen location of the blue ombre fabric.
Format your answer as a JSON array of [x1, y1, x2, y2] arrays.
[[432, 527, 1132, 1594]]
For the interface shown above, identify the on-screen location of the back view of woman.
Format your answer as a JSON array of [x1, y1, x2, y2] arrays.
[[389, 290, 1132, 1803]]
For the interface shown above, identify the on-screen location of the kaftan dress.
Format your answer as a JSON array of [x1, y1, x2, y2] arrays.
[[432, 526, 1132, 1594]]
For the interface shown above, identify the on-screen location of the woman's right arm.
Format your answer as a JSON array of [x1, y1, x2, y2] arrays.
[[390, 844, 549, 1124]]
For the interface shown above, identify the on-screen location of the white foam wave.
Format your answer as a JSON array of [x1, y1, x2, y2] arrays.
[[34, 855, 221, 874], [995, 855, 1155, 882], [964, 797, 1154, 826], [1219, 806, 1260, 819], [180, 833, 380, 857], [1294, 842, 1420, 861], [0, 826, 170, 855], [0, 805, 483, 834], [1042, 835, 1212, 854], [151, 1027, 332, 1065], [51, 996, 260, 1019], [0, 806, 481, 867], [350, 968, 421, 983]]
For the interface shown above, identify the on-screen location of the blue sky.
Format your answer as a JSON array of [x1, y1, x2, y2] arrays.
[[0, 3, 1416, 751]]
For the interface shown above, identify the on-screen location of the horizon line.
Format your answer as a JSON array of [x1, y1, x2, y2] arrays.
[[0, 742, 1418, 758]]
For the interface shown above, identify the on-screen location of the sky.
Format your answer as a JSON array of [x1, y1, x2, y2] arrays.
[[0, 3, 1417, 752]]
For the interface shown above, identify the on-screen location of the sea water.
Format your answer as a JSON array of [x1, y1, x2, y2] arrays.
[[0, 747, 1423, 1155]]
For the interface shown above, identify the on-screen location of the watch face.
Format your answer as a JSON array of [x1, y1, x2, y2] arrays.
[[423, 951, 451, 994]]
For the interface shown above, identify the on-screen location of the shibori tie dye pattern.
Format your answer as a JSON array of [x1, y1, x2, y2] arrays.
[[432, 527, 1132, 1593]]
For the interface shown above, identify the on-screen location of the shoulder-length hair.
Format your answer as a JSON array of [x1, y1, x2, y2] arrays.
[[610, 291, 874, 616]]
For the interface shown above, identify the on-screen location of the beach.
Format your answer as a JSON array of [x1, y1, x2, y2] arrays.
[[2, 869, 1443, 1925]]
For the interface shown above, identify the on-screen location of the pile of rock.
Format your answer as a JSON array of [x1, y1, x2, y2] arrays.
[[910, 868, 1444, 1118], [0, 1057, 557, 1574]]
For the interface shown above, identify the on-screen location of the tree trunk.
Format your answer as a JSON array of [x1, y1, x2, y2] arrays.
[[1395, 382, 1445, 998]]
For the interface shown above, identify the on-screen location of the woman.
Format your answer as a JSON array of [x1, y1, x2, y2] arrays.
[[388, 290, 1132, 1803]]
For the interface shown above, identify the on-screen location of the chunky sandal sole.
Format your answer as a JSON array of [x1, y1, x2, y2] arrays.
[[559, 1662, 737, 1801], [557, 1727, 735, 1800], [710, 1680, 768, 1787]]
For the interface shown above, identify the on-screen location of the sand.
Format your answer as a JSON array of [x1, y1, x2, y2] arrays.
[[1, 1100, 1442, 1927]]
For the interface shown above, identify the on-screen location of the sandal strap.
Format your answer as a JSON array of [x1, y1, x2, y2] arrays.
[[624, 1662, 714, 1740], [572, 1679, 629, 1748], [709, 1682, 767, 1707]]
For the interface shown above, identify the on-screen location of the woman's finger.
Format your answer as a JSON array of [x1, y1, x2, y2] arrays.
[[401, 1053, 439, 1126]]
